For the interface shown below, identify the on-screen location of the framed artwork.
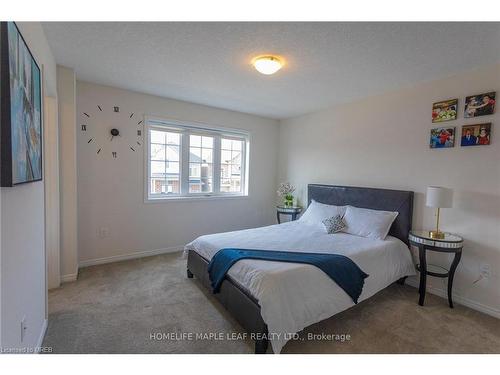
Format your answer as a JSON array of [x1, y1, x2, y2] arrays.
[[461, 123, 492, 147], [0, 22, 43, 186], [464, 92, 496, 118], [432, 99, 458, 123], [430, 127, 455, 149]]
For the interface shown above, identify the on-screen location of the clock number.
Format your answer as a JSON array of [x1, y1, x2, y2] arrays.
[[97, 148, 101, 154], [137, 130, 141, 136], [98, 105, 102, 112], [130, 147, 135, 152], [113, 106, 120, 113], [137, 120, 142, 125], [87, 138, 93, 144], [83, 112, 90, 118], [129, 113, 134, 118], [81, 124, 87, 131], [112, 151, 117, 158], [137, 141, 141, 146]]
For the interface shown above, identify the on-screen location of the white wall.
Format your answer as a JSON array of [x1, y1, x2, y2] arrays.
[[0, 22, 57, 351], [76, 82, 279, 265], [279, 63, 500, 317], [57, 66, 79, 281]]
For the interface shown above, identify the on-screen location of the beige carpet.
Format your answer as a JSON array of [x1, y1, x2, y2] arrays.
[[43, 252, 500, 353]]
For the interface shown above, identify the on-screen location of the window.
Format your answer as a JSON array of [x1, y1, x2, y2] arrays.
[[220, 138, 243, 193], [149, 130, 180, 195], [189, 135, 213, 193], [146, 119, 248, 200]]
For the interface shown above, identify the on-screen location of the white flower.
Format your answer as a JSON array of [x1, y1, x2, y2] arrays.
[[277, 182, 296, 197]]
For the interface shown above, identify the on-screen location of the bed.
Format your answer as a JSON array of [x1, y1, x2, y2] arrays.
[[185, 184, 415, 353]]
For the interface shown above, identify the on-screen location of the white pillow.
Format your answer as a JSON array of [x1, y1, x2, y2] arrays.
[[342, 205, 398, 240], [299, 200, 347, 226]]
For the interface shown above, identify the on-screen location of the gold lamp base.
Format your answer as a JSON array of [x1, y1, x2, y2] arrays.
[[429, 230, 445, 239], [429, 207, 446, 239]]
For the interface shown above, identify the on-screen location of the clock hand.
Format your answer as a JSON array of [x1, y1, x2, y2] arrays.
[[110, 128, 120, 141]]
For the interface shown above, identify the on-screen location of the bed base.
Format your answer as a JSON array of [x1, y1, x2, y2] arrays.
[[187, 250, 269, 354], [187, 250, 409, 354], [396, 276, 407, 285]]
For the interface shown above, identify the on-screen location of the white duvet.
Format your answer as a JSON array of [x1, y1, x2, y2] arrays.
[[184, 221, 415, 353]]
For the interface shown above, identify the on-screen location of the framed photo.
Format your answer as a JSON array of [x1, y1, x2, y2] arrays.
[[430, 127, 455, 149], [0, 22, 43, 186], [432, 99, 458, 123], [461, 123, 492, 147], [464, 92, 496, 118]]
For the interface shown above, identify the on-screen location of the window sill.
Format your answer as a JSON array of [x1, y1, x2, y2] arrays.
[[144, 194, 249, 203]]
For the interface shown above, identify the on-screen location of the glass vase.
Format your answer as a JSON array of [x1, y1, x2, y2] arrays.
[[284, 195, 294, 208]]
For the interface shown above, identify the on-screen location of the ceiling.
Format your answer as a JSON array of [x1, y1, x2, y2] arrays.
[[42, 22, 500, 119]]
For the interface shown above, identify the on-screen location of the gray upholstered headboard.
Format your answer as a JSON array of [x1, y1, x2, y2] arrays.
[[307, 184, 414, 246]]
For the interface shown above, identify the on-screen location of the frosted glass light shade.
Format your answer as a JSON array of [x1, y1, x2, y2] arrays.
[[426, 186, 453, 208], [252, 56, 283, 75]]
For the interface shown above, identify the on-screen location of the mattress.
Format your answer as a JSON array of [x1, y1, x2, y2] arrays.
[[184, 220, 416, 353]]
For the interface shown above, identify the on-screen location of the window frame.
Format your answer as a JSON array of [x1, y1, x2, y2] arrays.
[[186, 132, 216, 195], [219, 135, 246, 195], [144, 116, 249, 202], [148, 126, 183, 196]]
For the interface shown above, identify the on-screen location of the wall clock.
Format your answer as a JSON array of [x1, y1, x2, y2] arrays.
[[80, 105, 143, 158]]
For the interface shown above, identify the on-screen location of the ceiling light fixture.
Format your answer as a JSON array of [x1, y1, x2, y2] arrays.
[[252, 55, 283, 75]]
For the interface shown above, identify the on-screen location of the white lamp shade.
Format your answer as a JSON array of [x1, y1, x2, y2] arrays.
[[426, 186, 453, 208]]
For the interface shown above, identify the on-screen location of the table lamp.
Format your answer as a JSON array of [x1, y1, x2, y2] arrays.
[[426, 186, 453, 239]]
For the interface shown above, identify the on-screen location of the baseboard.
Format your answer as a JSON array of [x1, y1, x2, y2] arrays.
[[60, 272, 78, 283], [78, 245, 184, 268], [35, 319, 48, 353], [405, 278, 500, 319]]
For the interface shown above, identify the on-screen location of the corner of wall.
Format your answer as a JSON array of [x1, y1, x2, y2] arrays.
[[57, 66, 79, 281]]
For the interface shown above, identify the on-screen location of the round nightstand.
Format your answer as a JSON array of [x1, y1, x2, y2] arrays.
[[276, 206, 302, 224], [409, 230, 463, 308]]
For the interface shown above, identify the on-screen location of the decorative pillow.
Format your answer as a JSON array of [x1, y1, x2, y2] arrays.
[[322, 215, 346, 234], [342, 205, 399, 240], [299, 200, 347, 226]]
